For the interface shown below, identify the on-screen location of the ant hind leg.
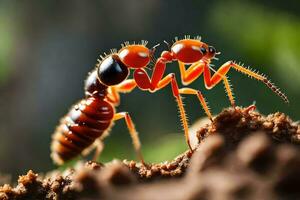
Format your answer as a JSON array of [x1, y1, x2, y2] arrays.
[[113, 112, 145, 165]]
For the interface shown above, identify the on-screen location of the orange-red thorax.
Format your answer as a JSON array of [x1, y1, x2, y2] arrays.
[[118, 45, 151, 69], [171, 39, 207, 64]]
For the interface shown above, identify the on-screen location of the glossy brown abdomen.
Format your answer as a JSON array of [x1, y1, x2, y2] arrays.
[[51, 97, 114, 164]]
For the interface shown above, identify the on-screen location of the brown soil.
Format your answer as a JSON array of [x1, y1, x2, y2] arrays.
[[1, 106, 300, 200]]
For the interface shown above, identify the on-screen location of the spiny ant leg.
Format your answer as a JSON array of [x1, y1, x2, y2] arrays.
[[222, 76, 236, 108], [178, 88, 213, 121], [230, 62, 289, 103], [230, 61, 288, 103], [157, 74, 192, 151], [134, 56, 192, 151], [113, 112, 145, 165], [203, 61, 289, 104]]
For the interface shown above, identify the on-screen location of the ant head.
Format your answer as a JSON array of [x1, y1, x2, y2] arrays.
[[118, 41, 153, 69], [97, 54, 129, 86], [201, 44, 217, 60]]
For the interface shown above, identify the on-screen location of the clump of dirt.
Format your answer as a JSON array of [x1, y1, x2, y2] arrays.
[[1, 106, 300, 200], [197, 106, 300, 145]]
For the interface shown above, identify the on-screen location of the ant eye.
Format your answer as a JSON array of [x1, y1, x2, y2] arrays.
[[98, 55, 129, 86], [208, 46, 216, 54], [200, 47, 207, 55]]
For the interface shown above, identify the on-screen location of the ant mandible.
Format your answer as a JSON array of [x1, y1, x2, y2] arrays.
[[51, 40, 190, 165]]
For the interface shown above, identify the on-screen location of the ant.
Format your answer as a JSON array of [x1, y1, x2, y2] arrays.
[[51, 40, 190, 165], [131, 36, 288, 152], [148, 35, 289, 121]]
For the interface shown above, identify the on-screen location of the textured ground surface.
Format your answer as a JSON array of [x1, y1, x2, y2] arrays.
[[1, 106, 300, 200]]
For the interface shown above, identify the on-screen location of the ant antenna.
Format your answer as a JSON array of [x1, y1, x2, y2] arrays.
[[150, 43, 160, 56], [149, 43, 160, 69], [164, 40, 171, 51], [212, 51, 221, 61], [152, 43, 160, 50]]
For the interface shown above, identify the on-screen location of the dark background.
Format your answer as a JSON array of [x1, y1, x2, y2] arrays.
[[0, 0, 299, 179]]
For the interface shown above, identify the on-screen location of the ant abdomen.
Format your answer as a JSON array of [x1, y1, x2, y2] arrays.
[[51, 97, 114, 164]]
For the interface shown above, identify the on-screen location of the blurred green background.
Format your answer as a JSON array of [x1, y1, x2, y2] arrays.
[[0, 0, 299, 179]]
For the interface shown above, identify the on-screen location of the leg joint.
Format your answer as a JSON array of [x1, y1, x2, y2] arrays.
[[197, 90, 203, 95]]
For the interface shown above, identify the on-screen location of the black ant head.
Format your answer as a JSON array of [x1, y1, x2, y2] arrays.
[[97, 54, 129, 86]]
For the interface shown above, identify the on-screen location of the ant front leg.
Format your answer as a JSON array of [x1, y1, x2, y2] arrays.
[[178, 61, 236, 108], [203, 61, 289, 104], [133, 56, 169, 91], [133, 50, 176, 91]]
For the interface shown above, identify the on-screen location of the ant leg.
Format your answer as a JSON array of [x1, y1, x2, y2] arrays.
[[178, 61, 205, 85], [222, 76, 236, 107], [156, 74, 192, 151], [116, 79, 137, 93], [113, 112, 145, 165], [133, 56, 172, 91], [178, 88, 213, 121], [231, 62, 288, 103], [133, 58, 192, 151], [106, 87, 120, 105], [92, 139, 104, 161], [177, 61, 236, 109], [107, 79, 137, 105], [203, 61, 289, 104], [80, 138, 104, 161]]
